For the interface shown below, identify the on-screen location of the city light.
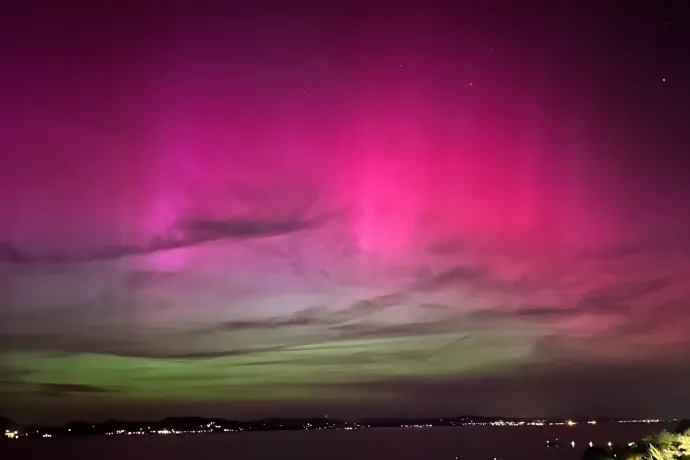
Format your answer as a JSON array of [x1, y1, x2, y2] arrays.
[[3, 417, 674, 440]]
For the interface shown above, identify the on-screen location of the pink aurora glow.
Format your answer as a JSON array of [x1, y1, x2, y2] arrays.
[[1, 1, 690, 422]]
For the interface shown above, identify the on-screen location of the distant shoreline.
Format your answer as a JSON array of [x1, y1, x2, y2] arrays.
[[2, 416, 674, 440]]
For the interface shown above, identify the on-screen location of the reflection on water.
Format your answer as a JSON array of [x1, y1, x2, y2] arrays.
[[2, 424, 674, 460]]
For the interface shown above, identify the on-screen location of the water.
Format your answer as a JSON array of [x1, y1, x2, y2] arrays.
[[1, 423, 674, 460]]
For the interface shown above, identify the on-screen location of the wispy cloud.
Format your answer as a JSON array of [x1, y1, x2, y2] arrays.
[[415, 265, 489, 291], [0, 210, 342, 264], [413, 264, 541, 296], [159, 346, 290, 360], [426, 238, 467, 255], [332, 321, 469, 341], [581, 234, 690, 260], [578, 277, 672, 311], [214, 293, 406, 332], [37, 383, 120, 398]]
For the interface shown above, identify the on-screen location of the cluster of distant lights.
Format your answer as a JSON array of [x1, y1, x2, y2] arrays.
[[617, 419, 663, 424], [106, 422, 241, 436], [104, 422, 358, 437], [4, 430, 52, 439], [105, 429, 224, 436], [301, 422, 356, 431], [2, 419, 669, 439], [397, 419, 665, 428]]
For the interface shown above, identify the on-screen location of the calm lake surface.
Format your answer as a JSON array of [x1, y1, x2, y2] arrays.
[[2, 423, 674, 460]]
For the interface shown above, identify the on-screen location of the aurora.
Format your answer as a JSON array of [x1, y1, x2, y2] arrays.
[[1, 0, 690, 424]]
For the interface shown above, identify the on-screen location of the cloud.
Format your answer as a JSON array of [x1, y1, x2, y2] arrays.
[[37, 383, 120, 398], [0, 367, 32, 391], [124, 270, 176, 290], [0, 291, 410, 359], [582, 233, 690, 260], [0, 210, 340, 264], [179, 217, 311, 242], [607, 298, 690, 356], [577, 277, 672, 313], [332, 321, 469, 341], [623, 299, 687, 332], [214, 293, 406, 332], [158, 346, 290, 360], [426, 238, 467, 255], [0, 332, 153, 358], [468, 276, 673, 324], [415, 265, 489, 291], [413, 264, 544, 299], [469, 305, 571, 322], [419, 302, 455, 310], [0, 242, 27, 264], [161, 348, 441, 367]]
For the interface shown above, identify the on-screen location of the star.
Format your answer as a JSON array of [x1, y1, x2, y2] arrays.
[[662, 78, 667, 83]]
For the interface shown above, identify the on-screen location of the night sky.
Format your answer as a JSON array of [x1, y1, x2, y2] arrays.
[[1, 1, 690, 424]]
